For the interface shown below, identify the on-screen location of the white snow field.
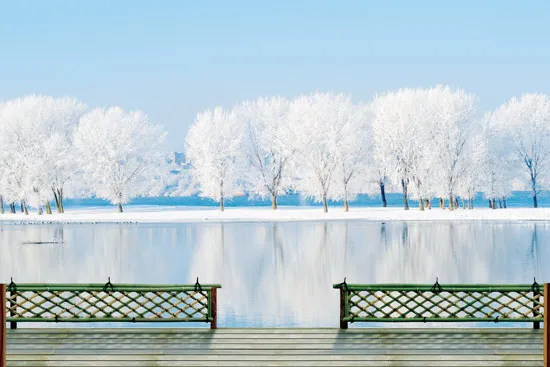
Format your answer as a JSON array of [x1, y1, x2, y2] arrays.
[[0, 206, 549, 223]]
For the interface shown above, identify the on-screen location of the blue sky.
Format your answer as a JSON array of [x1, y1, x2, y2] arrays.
[[1, 1, 549, 150]]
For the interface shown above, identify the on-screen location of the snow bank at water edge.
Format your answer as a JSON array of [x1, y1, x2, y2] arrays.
[[1, 206, 550, 223]]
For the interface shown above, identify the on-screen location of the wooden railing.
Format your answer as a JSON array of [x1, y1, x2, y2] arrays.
[[333, 280, 545, 328], [1, 280, 220, 328]]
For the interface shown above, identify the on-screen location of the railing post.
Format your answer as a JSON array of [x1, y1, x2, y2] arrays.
[[535, 285, 541, 329], [339, 288, 348, 329], [544, 283, 549, 367], [210, 287, 217, 330], [1, 284, 7, 367]]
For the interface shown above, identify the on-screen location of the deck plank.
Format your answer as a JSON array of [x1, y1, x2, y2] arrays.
[[6, 328, 543, 366]]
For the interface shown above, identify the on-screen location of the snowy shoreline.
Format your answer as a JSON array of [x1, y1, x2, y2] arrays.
[[1, 206, 550, 224]]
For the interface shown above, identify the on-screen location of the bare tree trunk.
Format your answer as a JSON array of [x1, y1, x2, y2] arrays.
[[488, 199, 492, 208], [0, 195, 3, 214], [271, 193, 278, 210], [380, 181, 387, 207], [322, 194, 328, 213], [57, 188, 64, 213], [502, 198, 507, 209], [10, 203, 15, 213], [439, 198, 444, 209], [343, 187, 349, 212], [461, 198, 465, 209], [454, 198, 459, 209], [20, 202, 24, 213], [491, 199, 497, 210], [402, 179, 409, 210], [530, 172, 538, 208], [449, 195, 454, 211], [23, 202, 28, 215], [427, 199, 431, 209], [418, 197, 424, 211], [45, 202, 52, 214], [53, 189, 60, 213], [468, 197, 473, 209], [498, 199, 503, 209], [37, 206, 43, 215], [117, 203, 123, 213], [220, 196, 224, 212]]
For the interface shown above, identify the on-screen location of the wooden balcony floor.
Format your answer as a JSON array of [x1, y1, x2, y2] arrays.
[[6, 327, 544, 366]]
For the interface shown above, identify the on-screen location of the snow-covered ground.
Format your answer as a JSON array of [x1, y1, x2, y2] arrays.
[[1, 206, 550, 223]]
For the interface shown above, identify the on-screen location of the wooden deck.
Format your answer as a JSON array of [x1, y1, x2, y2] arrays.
[[5, 328, 544, 366]]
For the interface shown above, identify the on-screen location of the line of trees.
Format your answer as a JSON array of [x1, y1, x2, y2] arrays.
[[0, 95, 166, 214], [185, 87, 550, 212], [1, 87, 549, 214]]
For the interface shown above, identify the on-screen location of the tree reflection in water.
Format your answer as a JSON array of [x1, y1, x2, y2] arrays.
[[0, 221, 548, 327]]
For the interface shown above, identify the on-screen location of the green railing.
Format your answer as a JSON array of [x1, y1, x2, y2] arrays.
[[333, 280, 544, 329], [3, 279, 221, 329]]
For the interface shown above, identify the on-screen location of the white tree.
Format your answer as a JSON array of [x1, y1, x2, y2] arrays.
[[456, 133, 486, 209], [0, 96, 43, 214], [487, 93, 550, 208], [185, 107, 245, 211], [481, 112, 515, 208], [0, 95, 86, 215], [372, 88, 431, 210], [290, 92, 352, 213], [41, 98, 87, 213], [74, 107, 166, 212], [331, 103, 372, 211], [428, 85, 477, 210], [237, 97, 294, 209]]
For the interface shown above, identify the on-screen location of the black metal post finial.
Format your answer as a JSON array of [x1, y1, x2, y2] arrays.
[[194, 277, 203, 292], [103, 277, 114, 293], [431, 277, 442, 293], [531, 277, 540, 293], [336, 277, 348, 291], [8, 277, 16, 292]]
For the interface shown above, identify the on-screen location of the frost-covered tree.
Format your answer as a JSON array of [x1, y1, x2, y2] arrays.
[[428, 86, 477, 211], [185, 107, 245, 211], [480, 112, 515, 208], [0, 95, 86, 215], [0, 97, 46, 214], [74, 107, 166, 212], [487, 93, 550, 208], [372, 88, 431, 210], [237, 97, 294, 209], [331, 103, 372, 211], [456, 133, 486, 209], [42, 99, 87, 213], [290, 92, 352, 213]]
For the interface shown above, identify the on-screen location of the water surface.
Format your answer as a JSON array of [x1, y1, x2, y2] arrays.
[[1, 220, 548, 327]]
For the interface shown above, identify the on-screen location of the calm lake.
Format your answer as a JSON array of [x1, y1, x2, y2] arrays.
[[1, 220, 549, 327]]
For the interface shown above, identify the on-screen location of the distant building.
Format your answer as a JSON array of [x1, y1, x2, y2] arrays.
[[166, 152, 187, 166], [174, 152, 186, 166]]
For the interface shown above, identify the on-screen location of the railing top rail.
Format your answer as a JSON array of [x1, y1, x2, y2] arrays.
[[332, 283, 539, 292], [5, 283, 222, 292]]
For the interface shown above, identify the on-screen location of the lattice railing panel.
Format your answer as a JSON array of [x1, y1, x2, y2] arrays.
[[347, 289, 543, 321], [3, 283, 221, 323], [333, 283, 544, 323]]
